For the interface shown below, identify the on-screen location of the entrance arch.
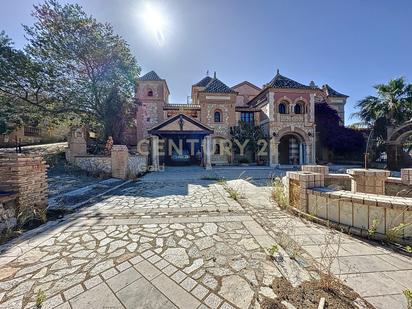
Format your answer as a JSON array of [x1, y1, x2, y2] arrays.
[[270, 126, 314, 166], [387, 121, 412, 170], [278, 133, 305, 165]]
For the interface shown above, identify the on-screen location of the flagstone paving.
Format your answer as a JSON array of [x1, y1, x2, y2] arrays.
[[225, 179, 412, 309], [0, 167, 410, 309]]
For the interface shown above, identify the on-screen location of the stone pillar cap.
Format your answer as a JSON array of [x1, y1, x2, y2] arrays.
[[347, 168, 390, 176]]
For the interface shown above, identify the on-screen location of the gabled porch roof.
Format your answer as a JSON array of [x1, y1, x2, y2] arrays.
[[148, 114, 213, 135]]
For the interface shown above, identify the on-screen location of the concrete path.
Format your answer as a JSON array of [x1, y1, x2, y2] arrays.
[[226, 179, 411, 309], [0, 166, 409, 309]]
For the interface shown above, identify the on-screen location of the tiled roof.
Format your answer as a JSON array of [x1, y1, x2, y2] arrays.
[[137, 70, 162, 81], [266, 72, 313, 90], [193, 76, 212, 87], [322, 84, 348, 97], [202, 78, 237, 94]]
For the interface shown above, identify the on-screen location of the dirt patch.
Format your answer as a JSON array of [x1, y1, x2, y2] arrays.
[[260, 276, 374, 309]]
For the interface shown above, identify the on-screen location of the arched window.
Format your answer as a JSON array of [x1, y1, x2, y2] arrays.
[[278, 103, 287, 114], [294, 103, 302, 114], [147, 89, 153, 97], [214, 110, 222, 122]]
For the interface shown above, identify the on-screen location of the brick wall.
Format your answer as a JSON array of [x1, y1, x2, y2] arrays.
[[0, 194, 18, 234], [0, 154, 48, 226]]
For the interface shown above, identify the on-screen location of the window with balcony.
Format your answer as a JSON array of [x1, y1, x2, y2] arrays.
[[294, 103, 302, 114]]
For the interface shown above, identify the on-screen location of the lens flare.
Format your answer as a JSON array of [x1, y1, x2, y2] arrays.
[[141, 3, 168, 46]]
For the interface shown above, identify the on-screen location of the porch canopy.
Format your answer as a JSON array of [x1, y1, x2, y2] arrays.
[[148, 114, 214, 167]]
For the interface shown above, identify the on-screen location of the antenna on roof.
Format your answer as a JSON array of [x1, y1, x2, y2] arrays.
[[213, 71, 216, 79]]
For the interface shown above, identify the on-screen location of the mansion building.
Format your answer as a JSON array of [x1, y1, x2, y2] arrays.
[[134, 70, 347, 167]]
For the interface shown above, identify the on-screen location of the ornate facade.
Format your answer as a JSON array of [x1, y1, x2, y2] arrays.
[[135, 70, 347, 167]]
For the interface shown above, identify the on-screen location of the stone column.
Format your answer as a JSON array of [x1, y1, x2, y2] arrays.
[[111, 145, 129, 179], [306, 144, 312, 164], [151, 136, 160, 171], [285, 171, 324, 212], [347, 169, 390, 194], [66, 127, 87, 164], [269, 139, 279, 167], [204, 136, 212, 170]]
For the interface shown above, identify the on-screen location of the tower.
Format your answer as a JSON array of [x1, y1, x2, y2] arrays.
[[135, 71, 170, 141]]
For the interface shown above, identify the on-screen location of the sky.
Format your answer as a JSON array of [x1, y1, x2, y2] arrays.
[[1, 0, 412, 125]]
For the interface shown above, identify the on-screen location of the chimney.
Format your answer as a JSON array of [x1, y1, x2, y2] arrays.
[[213, 71, 216, 79]]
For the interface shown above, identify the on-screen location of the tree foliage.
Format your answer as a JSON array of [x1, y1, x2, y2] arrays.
[[0, 0, 141, 142], [352, 78, 412, 161], [353, 77, 412, 126], [315, 103, 365, 154], [230, 121, 268, 161]]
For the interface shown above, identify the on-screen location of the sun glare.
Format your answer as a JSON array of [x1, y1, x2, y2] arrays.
[[141, 3, 168, 46]]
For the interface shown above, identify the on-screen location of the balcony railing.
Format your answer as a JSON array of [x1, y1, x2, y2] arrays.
[[24, 126, 41, 137]]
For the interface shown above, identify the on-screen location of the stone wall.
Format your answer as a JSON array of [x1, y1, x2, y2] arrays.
[[72, 152, 147, 179], [0, 193, 18, 234], [0, 154, 48, 227], [324, 174, 351, 190], [386, 176, 412, 198], [284, 166, 412, 241], [128, 155, 148, 178], [307, 188, 412, 240], [74, 156, 112, 175]]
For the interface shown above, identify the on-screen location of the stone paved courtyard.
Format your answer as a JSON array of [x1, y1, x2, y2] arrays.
[[0, 167, 410, 309]]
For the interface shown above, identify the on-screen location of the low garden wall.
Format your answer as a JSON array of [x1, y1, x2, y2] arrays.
[[70, 146, 148, 179], [307, 188, 411, 239], [74, 156, 112, 175], [285, 166, 412, 242], [322, 170, 412, 197]]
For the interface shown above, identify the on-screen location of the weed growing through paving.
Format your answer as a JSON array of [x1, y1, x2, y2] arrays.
[[267, 244, 279, 256], [36, 289, 46, 308], [271, 177, 288, 209], [404, 289, 412, 309], [367, 218, 379, 237], [317, 226, 343, 291], [218, 176, 245, 201]]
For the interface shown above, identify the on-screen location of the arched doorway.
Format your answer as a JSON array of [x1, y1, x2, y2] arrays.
[[387, 121, 412, 170], [278, 134, 306, 165]]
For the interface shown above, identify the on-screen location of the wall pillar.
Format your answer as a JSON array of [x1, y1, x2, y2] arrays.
[[401, 168, 412, 185], [0, 153, 48, 224], [151, 136, 160, 171], [285, 171, 324, 213], [347, 169, 390, 194], [66, 127, 87, 164], [204, 135, 212, 170], [111, 145, 129, 179], [270, 139, 279, 167]]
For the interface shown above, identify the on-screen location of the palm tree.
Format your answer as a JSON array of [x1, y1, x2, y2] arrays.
[[352, 78, 412, 166], [354, 77, 412, 126]]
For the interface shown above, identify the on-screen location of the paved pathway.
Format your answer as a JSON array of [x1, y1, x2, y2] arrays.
[[0, 167, 410, 309], [225, 179, 411, 309], [0, 168, 296, 309]]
